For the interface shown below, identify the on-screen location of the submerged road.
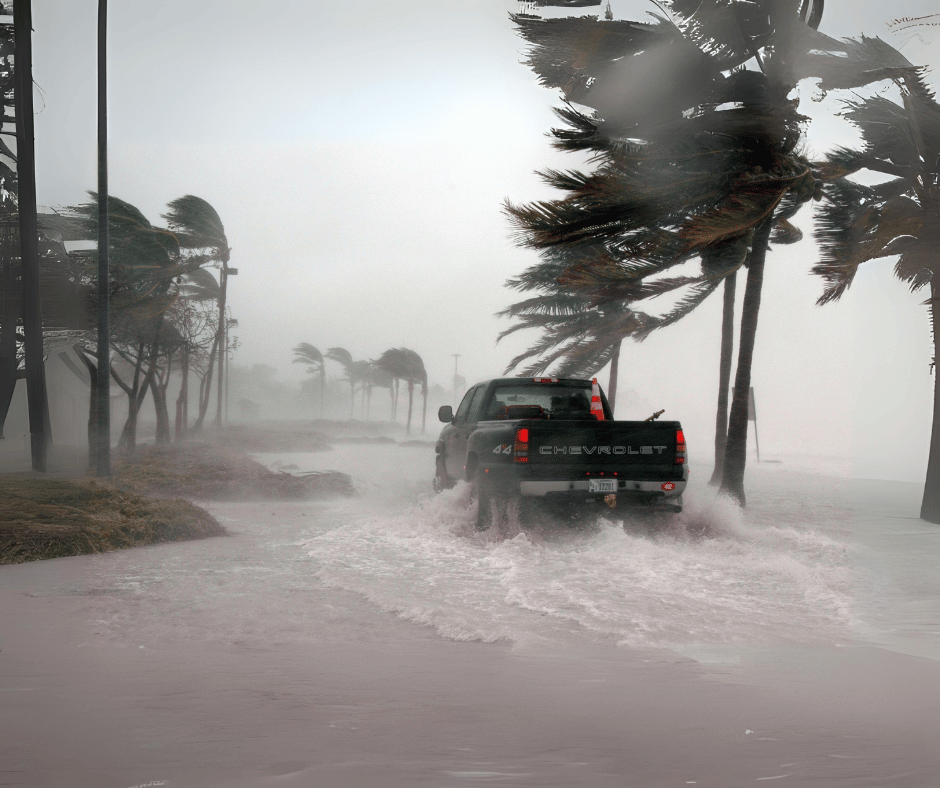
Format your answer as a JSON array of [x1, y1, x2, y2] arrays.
[[1, 444, 938, 787]]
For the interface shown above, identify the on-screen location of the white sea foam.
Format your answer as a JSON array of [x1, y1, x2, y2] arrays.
[[303, 468, 855, 651]]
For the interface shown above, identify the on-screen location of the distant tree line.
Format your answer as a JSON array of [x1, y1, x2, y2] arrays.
[[0, 193, 235, 468], [292, 344, 430, 435]]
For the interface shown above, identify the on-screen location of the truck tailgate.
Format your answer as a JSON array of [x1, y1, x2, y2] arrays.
[[523, 420, 682, 479]]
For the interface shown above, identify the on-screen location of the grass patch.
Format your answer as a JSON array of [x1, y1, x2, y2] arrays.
[[111, 442, 354, 501], [0, 477, 226, 565]]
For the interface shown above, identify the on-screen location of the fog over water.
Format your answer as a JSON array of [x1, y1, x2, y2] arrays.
[[23, 0, 940, 483], [3, 444, 938, 786], [4, 2, 940, 784]]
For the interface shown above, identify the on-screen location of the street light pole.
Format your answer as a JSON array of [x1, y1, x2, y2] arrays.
[[95, 0, 110, 475], [452, 354, 460, 403], [13, 0, 49, 471]]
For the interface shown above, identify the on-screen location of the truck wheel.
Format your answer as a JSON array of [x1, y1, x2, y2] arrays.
[[432, 456, 454, 493], [472, 468, 493, 531]]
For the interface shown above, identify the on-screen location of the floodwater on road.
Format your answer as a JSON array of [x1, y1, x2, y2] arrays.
[[1, 443, 938, 787]]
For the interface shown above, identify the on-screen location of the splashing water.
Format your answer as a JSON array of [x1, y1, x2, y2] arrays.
[[303, 476, 854, 651]]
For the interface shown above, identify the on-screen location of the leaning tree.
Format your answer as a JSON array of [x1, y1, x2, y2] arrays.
[[292, 342, 326, 417], [163, 195, 231, 430], [813, 63, 940, 523], [506, 0, 910, 504]]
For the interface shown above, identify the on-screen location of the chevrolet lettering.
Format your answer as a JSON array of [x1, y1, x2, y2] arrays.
[[433, 377, 688, 530]]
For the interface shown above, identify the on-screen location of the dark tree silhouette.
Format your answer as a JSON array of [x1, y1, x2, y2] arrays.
[[812, 63, 940, 523], [507, 1, 903, 504]]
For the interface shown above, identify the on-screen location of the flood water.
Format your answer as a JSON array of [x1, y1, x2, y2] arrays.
[[1, 444, 939, 787]]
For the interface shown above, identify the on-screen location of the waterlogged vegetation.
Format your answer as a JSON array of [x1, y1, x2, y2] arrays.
[[0, 476, 226, 564]]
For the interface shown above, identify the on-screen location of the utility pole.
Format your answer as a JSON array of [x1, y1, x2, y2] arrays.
[[452, 353, 460, 403], [13, 0, 49, 471], [95, 0, 110, 475]]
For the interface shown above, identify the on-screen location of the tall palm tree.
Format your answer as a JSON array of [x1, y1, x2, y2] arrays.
[[812, 64, 940, 523], [375, 347, 409, 423], [72, 194, 181, 456], [292, 342, 326, 417], [177, 266, 221, 431], [325, 346, 356, 417], [499, 246, 655, 413], [400, 348, 427, 436], [507, 1, 903, 505], [163, 195, 230, 429], [367, 362, 395, 421]]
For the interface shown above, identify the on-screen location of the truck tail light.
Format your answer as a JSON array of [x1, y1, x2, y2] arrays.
[[513, 427, 529, 463], [590, 378, 605, 421], [676, 429, 686, 465]]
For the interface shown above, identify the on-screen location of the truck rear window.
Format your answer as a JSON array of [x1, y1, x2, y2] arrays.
[[483, 384, 595, 421]]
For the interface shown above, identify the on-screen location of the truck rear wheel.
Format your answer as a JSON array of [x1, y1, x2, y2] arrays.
[[432, 456, 454, 493], [472, 468, 493, 531]]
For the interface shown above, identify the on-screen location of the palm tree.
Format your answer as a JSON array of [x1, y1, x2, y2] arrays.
[[401, 348, 427, 436], [367, 362, 395, 421], [506, 1, 902, 505], [325, 347, 356, 417], [71, 194, 181, 456], [177, 266, 221, 431], [292, 342, 326, 417], [498, 246, 654, 413], [812, 64, 940, 523], [163, 195, 230, 430], [375, 348, 409, 425], [375, 348, 427, 433]]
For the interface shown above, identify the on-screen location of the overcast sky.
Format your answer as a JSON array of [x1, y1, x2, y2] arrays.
[[30, 0, 940, 481]]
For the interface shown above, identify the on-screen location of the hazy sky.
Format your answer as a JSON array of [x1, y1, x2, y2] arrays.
[[30, 1, 940, 481]]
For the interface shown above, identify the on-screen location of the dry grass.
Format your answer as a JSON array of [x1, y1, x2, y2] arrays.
[[0, 477, 226, 565], [111, 443, 354, 500]]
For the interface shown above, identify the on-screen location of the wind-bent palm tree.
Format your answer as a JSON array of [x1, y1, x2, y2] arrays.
[[375, 347, 427, 433], [292, 342, 326, 417], [325, 347, 356, 417], [401, 348, 427, 436], [506, 1, 904, 505], [499, 246, 655, 413], [71, 194, 182, 457], [375, 348, 409, 424], [177, 266, 221, 431], [813, 64, 940, 523], [163, 195, 230, 430]]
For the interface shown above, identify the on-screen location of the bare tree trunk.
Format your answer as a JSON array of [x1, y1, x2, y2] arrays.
[[921, 280, 940, 523], [719, 219, 772, 507], [175, 344, 188, 440], [15, 0, 50, 471], [152, 378, 170, 444], [74, 345, 98, 471], [709, 273, 737, 487], [421, 384, 427, 435], [0, 246, 19, 440], [193, 331, 220, 431], [319, 367, 325, 419], [152, 356, 172, 445], [607, 339, 622, 415], [116, 343, 159, 455], [405, 380, 414, 436], [213, 272, 227, 429]]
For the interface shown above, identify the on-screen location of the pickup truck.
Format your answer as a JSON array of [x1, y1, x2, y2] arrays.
[[434, 377, 687, 529]]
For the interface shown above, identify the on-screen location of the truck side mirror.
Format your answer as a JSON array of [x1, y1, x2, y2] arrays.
[[438, 405, 454, 423]]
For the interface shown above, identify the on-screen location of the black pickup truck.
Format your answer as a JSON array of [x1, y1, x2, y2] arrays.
[[434, 377, 687, 528]]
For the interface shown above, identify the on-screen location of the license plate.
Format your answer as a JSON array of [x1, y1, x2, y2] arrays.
[[589, 479, 616, 493]]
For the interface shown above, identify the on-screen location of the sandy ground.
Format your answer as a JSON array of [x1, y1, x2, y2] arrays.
[[1, 444, 939, 788]]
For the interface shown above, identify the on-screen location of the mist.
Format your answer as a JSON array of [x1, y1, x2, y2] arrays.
[[3, 1, 940, 786]]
